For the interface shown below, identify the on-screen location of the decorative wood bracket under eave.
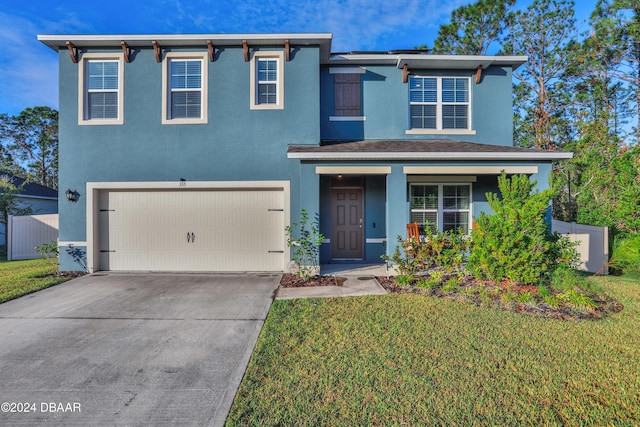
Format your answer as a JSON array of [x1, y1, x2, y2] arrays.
[[152, 40, 161, 63], [121, 41, 130, 63], [244, 39, 292, 62], [402, 64, 408, 83], [475, 65, 482, 84], [207, 40, 214, 62], [66, 41, 77, 64]]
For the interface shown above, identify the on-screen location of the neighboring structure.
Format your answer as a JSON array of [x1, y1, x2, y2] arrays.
[[0, 174, 58, 246], [38, 33, 572, 273]]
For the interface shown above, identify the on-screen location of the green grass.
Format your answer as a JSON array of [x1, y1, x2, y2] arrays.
[[228, 275, 640, 426], [0, 257, 69, 303]]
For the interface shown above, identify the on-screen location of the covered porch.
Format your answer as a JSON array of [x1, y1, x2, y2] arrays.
[[288, 139, 571, 265]]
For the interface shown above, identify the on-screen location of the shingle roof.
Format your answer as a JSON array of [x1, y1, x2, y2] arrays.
[[287, 139, 572, 161], [0, 174, 57, 198]]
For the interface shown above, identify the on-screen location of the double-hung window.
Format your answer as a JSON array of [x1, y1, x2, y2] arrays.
[[257, 58, 278, 105], [409, 76, 471, 132], [79, 53, 124, 125], [162, 52, 208, 124], [250, 51, 284, 110], [410, 183, 471, 234]]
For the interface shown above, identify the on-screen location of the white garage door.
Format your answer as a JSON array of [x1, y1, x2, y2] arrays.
[[98, 189, 285, 272]]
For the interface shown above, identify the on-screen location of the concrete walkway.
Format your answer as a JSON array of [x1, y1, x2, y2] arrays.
[[276, 264, 388, 300]]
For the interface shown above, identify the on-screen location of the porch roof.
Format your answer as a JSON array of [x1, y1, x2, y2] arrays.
[[287, 140, 573, 161]]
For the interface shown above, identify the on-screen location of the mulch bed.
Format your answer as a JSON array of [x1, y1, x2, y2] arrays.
[[376, 275, 623, 321], [280, 273, 340, 288], [54, 271, 87, 279]]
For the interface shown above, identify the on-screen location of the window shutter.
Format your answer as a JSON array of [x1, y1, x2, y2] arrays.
[[334, 74, 361, 116]]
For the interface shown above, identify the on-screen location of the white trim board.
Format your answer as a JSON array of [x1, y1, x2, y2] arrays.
[[315, 166, 391, 174], [58, 241, 87, 247], [403, 166, 538, 174], [288, 152, 572, 161]]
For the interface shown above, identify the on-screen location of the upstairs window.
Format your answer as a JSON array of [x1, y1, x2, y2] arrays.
[[162, 52, 208, 124], [257, 58, 278, 105], [250, 51, 284, 110], [410, 183, 471, 234], [78, 53, 124, 125], [170, 60, 202, 119], [87, 61, 118, 119], [409, 76, 470, 131]]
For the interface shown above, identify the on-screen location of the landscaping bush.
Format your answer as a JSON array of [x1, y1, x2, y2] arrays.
[[609, 234, 640, 275], [468, 172, 578, 285], [383, 225, 469, 277], [285, 209, 324, 281]]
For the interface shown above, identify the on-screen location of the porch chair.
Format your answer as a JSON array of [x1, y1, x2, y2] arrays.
[[406, 222, 420, 241]]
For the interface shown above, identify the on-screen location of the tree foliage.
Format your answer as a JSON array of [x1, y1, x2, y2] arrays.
[[432, 0, 515, 55], [503, 0, 577, 150], [429, 0, 639, 242], [1, 106, 58, 189]]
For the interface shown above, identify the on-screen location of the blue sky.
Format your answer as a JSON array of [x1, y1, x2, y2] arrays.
[[0, 0, 596, 116]]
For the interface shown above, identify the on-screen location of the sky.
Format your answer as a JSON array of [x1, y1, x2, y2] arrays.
[[0, 0, 597, 117]]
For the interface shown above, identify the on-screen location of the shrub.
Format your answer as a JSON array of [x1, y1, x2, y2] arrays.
[[468, 172, 578, 285], [383, 236, 423, 276], [383, 225, 469, 276], [35, 240, 58, 259], [441, 277, 459, 293], [416, 277, 438, 289], [609, 234, 640, 275], [556, 289, 597, 310], [285, 209, 324, 281], [396, 274, 415, 286]]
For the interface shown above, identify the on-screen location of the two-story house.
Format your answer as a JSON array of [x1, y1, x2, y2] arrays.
[[38, 33, 570, 273]]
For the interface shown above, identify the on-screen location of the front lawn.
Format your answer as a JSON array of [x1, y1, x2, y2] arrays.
[[0, 257, 71, 303], [228, 275, 640, 426]]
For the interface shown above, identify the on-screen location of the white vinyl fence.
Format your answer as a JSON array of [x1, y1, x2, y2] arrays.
[[552, 219, 608, 274], [7, 214, 59, 261]]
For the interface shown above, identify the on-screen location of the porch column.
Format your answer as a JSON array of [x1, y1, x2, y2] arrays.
[[385, 165, 407, 257], [298, 163, 320, 221]]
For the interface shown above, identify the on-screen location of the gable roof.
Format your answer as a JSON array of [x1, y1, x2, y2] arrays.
[[287, 140, 573, 161], [0, 174, 57, 199]]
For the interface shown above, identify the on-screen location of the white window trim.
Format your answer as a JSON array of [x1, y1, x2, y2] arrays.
[[78, 53, 124, 125], [408, 76, 473, 133], [250, 51, 284, 110], [162, 52, 208, 124], [410, 183, 473, 235]]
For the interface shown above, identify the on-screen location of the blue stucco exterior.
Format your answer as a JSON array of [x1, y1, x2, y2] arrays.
[[320, 65, 514, 145], [57, 43, 320, 270], [45, 33, 563, 271]]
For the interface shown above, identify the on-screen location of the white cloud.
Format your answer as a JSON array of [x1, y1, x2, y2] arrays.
[[146, 0, 467, 51]]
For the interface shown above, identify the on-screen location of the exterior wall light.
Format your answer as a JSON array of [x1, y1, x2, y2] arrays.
[[66, 189, 78, 202]]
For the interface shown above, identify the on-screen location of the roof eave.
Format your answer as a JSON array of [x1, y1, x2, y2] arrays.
[[37, 33, 334, 58], [325, 53, 528, 70], [287, 152, 573, 161]]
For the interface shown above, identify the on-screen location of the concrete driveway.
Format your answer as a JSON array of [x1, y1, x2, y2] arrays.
[[0, 273, 280, 426]]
